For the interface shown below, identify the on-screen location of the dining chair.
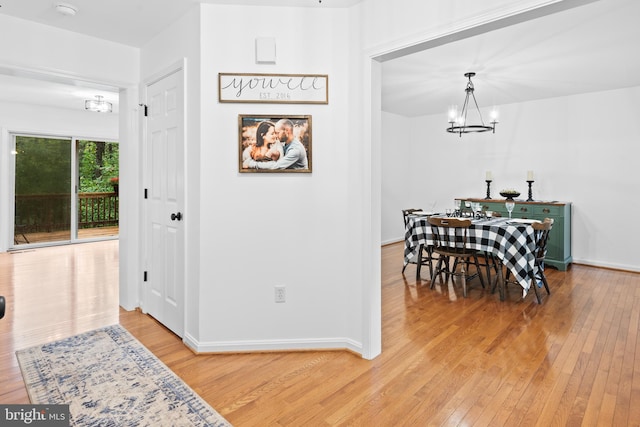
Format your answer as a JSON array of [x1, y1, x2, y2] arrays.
[[476, 210, 502, 288], [529, 218, 554, 303], [402, 209, 436, 280], [478, 251, 499, 290], [14, 215, 29, 245], [427, 217, 485, 298], [496, 218, 554, 303]]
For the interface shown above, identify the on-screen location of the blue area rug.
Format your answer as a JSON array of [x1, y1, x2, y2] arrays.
[[16, 324, 232, 426]]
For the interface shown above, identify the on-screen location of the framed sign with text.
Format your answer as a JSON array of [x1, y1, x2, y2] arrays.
[[219, 73, 328, 104]]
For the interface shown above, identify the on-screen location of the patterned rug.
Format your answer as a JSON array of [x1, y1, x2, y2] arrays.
[[16, 324, 232, 426]]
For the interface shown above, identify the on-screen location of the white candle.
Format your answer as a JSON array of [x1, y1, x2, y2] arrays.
[[527, 170, 534, 181], [485, 171, 492, 181]]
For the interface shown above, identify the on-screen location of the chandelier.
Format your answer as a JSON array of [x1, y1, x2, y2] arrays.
[[85, 95, 112, 113], [447, 72, 498, 136]]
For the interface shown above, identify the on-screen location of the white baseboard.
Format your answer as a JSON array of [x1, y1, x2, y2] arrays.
[[382, 237, 403, 246], [183, 333, 363, 356], [571, 258, 640, 273]]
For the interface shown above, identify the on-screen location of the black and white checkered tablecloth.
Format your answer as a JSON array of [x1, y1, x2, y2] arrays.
[[404, 215, 536, 292]]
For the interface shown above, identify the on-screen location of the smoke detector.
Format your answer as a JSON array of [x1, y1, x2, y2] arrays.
[[55, 3, 78, 16]]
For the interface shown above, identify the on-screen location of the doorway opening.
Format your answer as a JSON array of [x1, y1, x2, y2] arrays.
[[12, 134, 119, 247]]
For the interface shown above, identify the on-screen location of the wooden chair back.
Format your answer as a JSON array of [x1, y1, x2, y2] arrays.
[[532, 218, 554, 260], [427, 217, 472, 253], [402, 209, 422, 227]]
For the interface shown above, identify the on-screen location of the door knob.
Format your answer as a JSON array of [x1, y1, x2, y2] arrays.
[[170, 212, 182, 221]]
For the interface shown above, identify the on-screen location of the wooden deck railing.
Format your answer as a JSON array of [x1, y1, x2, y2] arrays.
[[78, 192, 119, 229], [15, 192, 119, 232]]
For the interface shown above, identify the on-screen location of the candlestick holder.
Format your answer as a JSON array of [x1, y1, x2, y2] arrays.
[[485, 180, 492, 199], [526, 180, 534, 201]]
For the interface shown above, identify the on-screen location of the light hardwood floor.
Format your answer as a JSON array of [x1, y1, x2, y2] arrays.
[[1, 241, 639, 426]]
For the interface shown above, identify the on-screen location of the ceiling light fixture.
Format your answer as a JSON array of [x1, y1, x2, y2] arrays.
[[85, 95, 112, 113], [55, 3, 78, 17], [447, 72, 498, 137]]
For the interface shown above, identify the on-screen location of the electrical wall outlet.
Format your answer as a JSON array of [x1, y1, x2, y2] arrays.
[[274, 286, 286, 303]]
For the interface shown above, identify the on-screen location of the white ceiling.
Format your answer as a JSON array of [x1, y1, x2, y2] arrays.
[[0, 0, 638, 117], [0, 0, 359, 48], [381, 0, 640, 117]]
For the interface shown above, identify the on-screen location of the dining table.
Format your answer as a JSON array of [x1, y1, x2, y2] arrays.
[[403, 213, 538, 297]]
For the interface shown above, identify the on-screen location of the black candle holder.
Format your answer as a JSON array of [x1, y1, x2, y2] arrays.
[[526, 180, 534, 201], [485, 180, 492, 199]]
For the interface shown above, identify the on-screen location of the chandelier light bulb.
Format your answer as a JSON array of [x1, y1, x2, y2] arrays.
[[447, 105, 458, 123], [490, 108, 499, 124]]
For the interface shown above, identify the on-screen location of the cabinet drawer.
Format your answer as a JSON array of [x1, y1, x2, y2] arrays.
[[530, 205, 564, 216], [506, 204, 563, 217], [479, 202, 505, 213], [471, 200, 566, 218]]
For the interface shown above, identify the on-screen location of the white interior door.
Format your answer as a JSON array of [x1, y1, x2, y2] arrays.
[[143, 68, 184, 337]]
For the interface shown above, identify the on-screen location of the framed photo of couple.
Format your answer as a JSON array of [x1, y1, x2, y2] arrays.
[[238, 114, 312, 173]]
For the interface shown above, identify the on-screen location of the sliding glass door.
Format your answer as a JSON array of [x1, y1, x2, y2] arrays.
[[77, 140, 119, 240], [12, 135, 119, 247], [14, 136, 72, 245]]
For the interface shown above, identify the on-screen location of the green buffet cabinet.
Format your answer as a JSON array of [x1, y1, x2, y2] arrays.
[[463, 198, 572, 271]]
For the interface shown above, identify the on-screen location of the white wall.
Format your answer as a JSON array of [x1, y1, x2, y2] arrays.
[[117, 85, 141, 310], [381, 111, 416, 245], [381, 86, 640, 271], [0, 102, 118, 140], [196, 4, 355, 352]]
